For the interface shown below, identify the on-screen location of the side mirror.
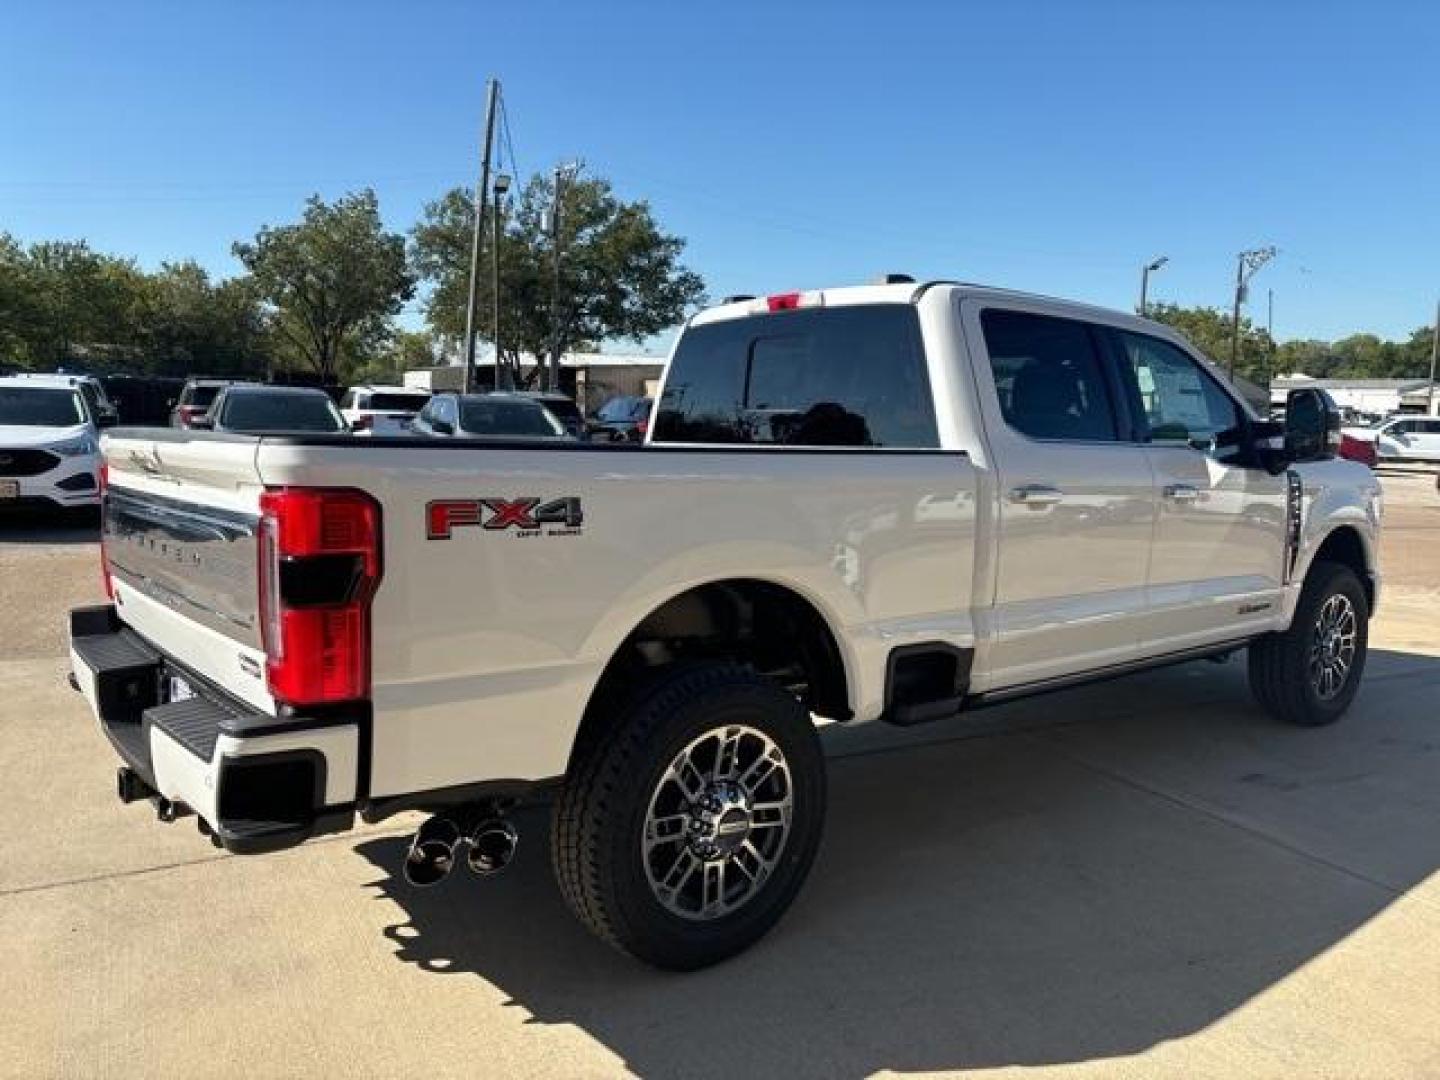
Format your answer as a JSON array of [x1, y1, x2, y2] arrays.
[[1284, 387, 1340, 464], [190, 415, 214, 431], [94, 411, 119, 429], [431, 418, 453, 435]]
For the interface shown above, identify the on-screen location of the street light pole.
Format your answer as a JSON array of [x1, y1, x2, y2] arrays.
[[1428, 297, 1439, 416], [1228, 246, 1277, 378], [544, 160, 583, 394], [1139, 255, 1168, 316], [491, 173, 511, 391], [462, 78, 499, 395], [1266, 287, 1275, 393]]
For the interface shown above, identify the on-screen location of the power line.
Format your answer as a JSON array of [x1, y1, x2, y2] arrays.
[[498, 88, 519, 181]]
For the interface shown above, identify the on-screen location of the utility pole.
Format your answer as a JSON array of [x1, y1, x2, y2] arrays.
[[462, 78, 500, 394], [1228, 246, 1277, 378], [1428, 297, 1439, 416], [491, 173, 511, 390], [1139, 255, 1168, 316]]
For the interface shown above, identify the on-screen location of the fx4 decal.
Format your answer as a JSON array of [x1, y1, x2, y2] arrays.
[[427, 497, 584, 539]]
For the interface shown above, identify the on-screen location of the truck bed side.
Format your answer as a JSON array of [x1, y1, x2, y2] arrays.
[[102, 432, 978, 800]]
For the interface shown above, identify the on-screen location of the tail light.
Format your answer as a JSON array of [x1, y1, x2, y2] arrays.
[[178, 405, 205, 427], [98, 462, 113, 600], [258, 488, 382, 706]]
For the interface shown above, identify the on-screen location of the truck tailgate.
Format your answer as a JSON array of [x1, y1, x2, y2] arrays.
[[100, 431, 273, 713]]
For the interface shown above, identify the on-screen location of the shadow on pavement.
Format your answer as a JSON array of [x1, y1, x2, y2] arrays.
[[0, 506, 100, 544], [354, 649, 1440, 1078]]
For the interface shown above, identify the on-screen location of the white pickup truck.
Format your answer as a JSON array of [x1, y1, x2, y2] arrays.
[[69, 280, 1381, 970]]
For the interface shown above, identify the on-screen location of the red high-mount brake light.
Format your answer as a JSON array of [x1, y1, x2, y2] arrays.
[[754, 290, 823, 314], [98, 462, 113, 600], [258, 488, 382, 706]]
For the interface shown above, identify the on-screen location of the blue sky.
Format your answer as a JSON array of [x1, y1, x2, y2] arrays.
[[3, 0, 1437, 349]]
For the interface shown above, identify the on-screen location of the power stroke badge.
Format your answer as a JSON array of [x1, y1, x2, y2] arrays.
[[426, 497, 584, 540]]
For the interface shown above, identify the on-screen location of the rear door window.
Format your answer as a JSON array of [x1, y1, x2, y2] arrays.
[[653, 305, 938, 447], [980, 309, 1120, 442]]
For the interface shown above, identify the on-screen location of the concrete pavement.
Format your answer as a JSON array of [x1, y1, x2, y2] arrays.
[[2, 479, 1438, 1079]]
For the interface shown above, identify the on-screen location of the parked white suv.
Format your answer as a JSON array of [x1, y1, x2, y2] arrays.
[[68, 279, 1380, 970], [0, 375, 110, 510], [11, 372, 119, 426], [339, 385, 432, 435], [1343, 414, 1440, 462]]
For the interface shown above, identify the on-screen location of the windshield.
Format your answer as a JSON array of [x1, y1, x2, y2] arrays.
[[220, 392, 346, 433], [459, 398, 566, 437], [363, 392, 430, 411], [0, 388, 86, 427]]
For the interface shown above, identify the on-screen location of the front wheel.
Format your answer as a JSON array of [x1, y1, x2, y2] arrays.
[[551, 662, 826, 970], [1249, 560, 1369, 726]]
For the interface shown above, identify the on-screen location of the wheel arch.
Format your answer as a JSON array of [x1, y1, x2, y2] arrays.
[[564, 577, 852, 779], [1303, 524, 1376, 611]]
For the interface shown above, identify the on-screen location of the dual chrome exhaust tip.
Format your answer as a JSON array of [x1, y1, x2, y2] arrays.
[[403, 815, 519, 888]]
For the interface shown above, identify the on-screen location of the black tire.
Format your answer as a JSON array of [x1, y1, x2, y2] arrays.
[[1249, 560, 1369, 726], [551, 662, 826, 970]]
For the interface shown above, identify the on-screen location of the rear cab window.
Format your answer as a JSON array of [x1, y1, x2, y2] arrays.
[[186, 384, 223, 410], [654, 305, 939, 447]]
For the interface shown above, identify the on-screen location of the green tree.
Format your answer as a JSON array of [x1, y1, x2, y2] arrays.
[[234, 190, 414, 383], [348, 328, 436, 385], [138, 261, 271, 376], [411, 173, 705, 383], [0, 233, 44, 365], [1144, 302, 1275, 385], [9, 240, 149, 367]]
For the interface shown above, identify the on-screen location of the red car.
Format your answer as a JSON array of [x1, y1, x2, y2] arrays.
[[1338, 432, 1378, 468]]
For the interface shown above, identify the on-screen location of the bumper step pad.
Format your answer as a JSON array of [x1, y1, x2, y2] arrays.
[[145, 697, 233, 762]]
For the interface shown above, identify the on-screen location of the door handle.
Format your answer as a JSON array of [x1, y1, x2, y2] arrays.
[[1008, 484, 1063, 507], [1164, 483, 1200, 503]]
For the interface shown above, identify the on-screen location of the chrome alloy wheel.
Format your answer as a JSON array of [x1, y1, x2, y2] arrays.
[[1309, 592, 1358, 700], [642, 724, 794, 921]]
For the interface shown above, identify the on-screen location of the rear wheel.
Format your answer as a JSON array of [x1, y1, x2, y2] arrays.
[[1249, 560, 1369, 726], [551, 662, 825, 970]]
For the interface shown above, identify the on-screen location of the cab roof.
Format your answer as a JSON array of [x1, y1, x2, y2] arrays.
[[688, 279, 1166, 336]]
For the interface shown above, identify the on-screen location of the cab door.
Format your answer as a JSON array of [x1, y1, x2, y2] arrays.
[[1108, 329, 1287, 651], [963, 301, 1157, 690]]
